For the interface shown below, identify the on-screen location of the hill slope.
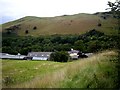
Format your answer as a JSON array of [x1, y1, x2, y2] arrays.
[[2, 13, 119, 36]]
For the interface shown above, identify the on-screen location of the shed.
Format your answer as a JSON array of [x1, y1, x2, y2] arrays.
[[27, 52, 52, 60], [0, 53, 26, 59]]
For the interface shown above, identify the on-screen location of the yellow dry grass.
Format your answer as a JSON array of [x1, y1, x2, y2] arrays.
[[2, 13, 118, 36]]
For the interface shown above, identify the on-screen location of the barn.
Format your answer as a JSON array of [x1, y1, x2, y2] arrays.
[[27, 52, 52, 60], [0, 53, 26, 59]]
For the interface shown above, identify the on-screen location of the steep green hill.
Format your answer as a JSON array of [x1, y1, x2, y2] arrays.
[[2, 13, 119, 36]]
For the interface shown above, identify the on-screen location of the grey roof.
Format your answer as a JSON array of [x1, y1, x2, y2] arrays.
[[0, 53, 9, 56], [27, 52, 52, 58], [0, 53, 26, 59]]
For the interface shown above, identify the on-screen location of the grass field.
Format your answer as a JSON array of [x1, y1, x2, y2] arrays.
[[2, 50, 118, 88]]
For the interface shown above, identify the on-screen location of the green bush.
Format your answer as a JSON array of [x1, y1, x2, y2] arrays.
[[50, 51, 69, 62]]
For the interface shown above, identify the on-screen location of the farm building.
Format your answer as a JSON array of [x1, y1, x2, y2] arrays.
[[68, 49, 80, 60], [27, 52, 52, 60], [68, 49, 90, 59], [0, 53, 26, 59]]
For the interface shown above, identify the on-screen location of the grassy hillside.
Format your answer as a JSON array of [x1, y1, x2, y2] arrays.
[[2, 50, 118, 88], [2, 13, 119, 36]]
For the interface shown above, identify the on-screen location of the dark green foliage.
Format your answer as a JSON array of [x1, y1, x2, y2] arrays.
[[74, 40, 86, 52], [107, 0, 120, 12], [2, 46, 18, 54], [106, 0, 120, 20], [6, 30, 12, 34], [25, 30, 28, 34], [2, 30, 118, 55], [79, 29, 104, 39], [87, 40, 101, 52], [33, 26, 37, 30], [19, 47, 31, 55], [50, 51, 69, 62], [103, 16, 106, 19], [98, 23, 102, 27]]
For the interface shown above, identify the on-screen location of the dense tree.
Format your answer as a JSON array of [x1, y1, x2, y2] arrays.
[[74, 40, 86, 52], [98, 23, 102, 27], [107, 0, 120, 13], [87, 40, 101, 52], [51, 35, 61, 43], [6, 29, 12, 34], [106, 0, 119, 50], [33, 26, 37, 30], [2, 46, 18, 54], [50, 51, 69, 62], [25, 30, 29, 34], [19, 47, 31, 55], [2, 30, 118, 54]]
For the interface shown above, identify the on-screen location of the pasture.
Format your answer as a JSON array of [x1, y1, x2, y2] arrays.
[[2, 50, 118, 88], [2, 13, 119, 36]]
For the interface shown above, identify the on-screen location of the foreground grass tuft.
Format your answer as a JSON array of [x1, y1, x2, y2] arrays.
[[60, 51, 118, 88]]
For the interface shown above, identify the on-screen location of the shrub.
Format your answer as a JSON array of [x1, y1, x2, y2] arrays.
[[25, 30, 29, 34], [98, 23, 102, 27], [5, 29, 12, 34], [50, 51, 69, 62], [33, 26, 37, 30]]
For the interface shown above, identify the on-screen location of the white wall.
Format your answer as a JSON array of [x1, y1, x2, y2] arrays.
[[32, 57, 47, 60], [0, 55, 26, 59]]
